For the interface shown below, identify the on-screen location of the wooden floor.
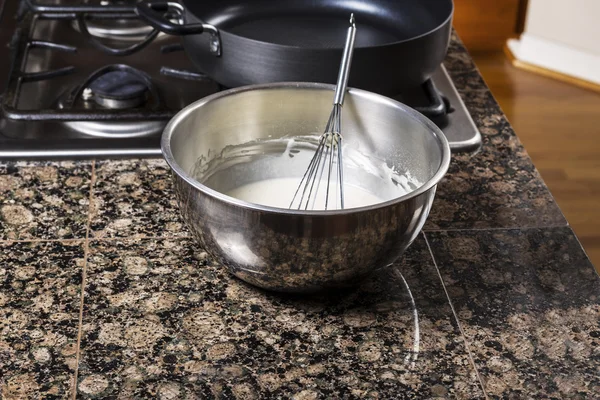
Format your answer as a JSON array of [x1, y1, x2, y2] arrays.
[[472, 52, 600, 269]]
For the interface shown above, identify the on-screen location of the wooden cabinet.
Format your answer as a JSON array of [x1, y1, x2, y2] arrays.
[[453, 0, 527, 52]]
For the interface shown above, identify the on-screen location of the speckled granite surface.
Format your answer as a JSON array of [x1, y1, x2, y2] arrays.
[[428, 228, 599, 399], [425, 37, 567, 230], [90, 160, 185, 239], [0, 162, 91, 240], [76, 236, 483, 398], [1, 34, 598, 399], [0, 241, 84, 399]]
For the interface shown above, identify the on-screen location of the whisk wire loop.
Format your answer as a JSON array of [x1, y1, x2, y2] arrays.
[[289, 106, 344, 211], [289, 14, 356, 211]]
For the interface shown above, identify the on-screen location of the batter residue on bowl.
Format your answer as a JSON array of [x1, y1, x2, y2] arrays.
[[193, 135, 422, 210]]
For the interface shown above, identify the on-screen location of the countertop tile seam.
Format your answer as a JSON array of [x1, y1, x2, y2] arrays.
[[0, 237, 85, 244], [87, 234, 194, 242], [71, 160, 95, 400], [423, 224, 570, 234], [423, 233, 490, 400]]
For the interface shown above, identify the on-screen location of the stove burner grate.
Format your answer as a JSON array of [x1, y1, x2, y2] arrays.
[[0, 1, 480, 158], [1, 12, 173, 122], [2, 1, 455, 124]]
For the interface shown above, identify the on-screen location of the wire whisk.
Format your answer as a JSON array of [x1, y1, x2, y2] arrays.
[[290, 14, 357, 210]]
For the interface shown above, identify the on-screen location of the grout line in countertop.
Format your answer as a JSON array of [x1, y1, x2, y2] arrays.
[[0, 237, 85, 243], [423, 233, 490, 400], [423, 224, 569, 234], [1, 225, 573, 245], [0, 225, 573, 244], [0, 234, 195, 244], [71, 159, 96, 400], [86, 234, 194, 242]]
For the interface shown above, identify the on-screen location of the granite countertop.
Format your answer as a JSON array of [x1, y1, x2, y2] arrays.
[[1, 34, 599, 399]]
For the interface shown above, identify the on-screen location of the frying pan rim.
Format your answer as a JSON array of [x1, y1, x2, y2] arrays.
[[182, 0, 454, 51]]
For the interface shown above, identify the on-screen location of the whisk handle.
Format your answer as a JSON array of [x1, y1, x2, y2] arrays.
[[333, 14, 357, 106]]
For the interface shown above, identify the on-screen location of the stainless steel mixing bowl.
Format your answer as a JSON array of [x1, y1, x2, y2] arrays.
[[162, 82, 451, 292]]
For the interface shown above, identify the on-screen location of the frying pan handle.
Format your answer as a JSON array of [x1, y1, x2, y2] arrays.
[[135, 1, 222, 56]]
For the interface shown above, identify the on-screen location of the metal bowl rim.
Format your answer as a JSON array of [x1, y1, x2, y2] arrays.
[[161, 81, 451, 216]]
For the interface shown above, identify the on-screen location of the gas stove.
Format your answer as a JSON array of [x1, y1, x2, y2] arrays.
[[0, 0, 481, 159]]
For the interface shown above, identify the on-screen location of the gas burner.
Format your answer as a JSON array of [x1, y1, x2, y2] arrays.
[[58, 65, 165, 138], [70, 0, 153, 41], [86, 69, 149, 109], [66, 1, 180, 53], [71, 18, 153, 41], [73, 13, 159, 56]]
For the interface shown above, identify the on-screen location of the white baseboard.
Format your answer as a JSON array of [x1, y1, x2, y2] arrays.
[[507, 33, 600, 86]]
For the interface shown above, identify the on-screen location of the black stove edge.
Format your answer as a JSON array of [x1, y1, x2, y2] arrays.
[[0, 148, 163, 159], [0, 138, 163, 160]]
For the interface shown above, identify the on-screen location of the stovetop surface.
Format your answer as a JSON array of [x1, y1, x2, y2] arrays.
[[0, 0, 481, 159]]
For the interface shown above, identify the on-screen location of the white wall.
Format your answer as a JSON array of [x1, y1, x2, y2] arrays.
[[506, 0, 600, 85], [525, 0, 600, 56]]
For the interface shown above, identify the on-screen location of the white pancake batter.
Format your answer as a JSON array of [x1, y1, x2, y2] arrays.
[[226, 177, 386, 210]]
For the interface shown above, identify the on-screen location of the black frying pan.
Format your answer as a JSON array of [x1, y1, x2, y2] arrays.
[[136, 0, 453, 95]]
